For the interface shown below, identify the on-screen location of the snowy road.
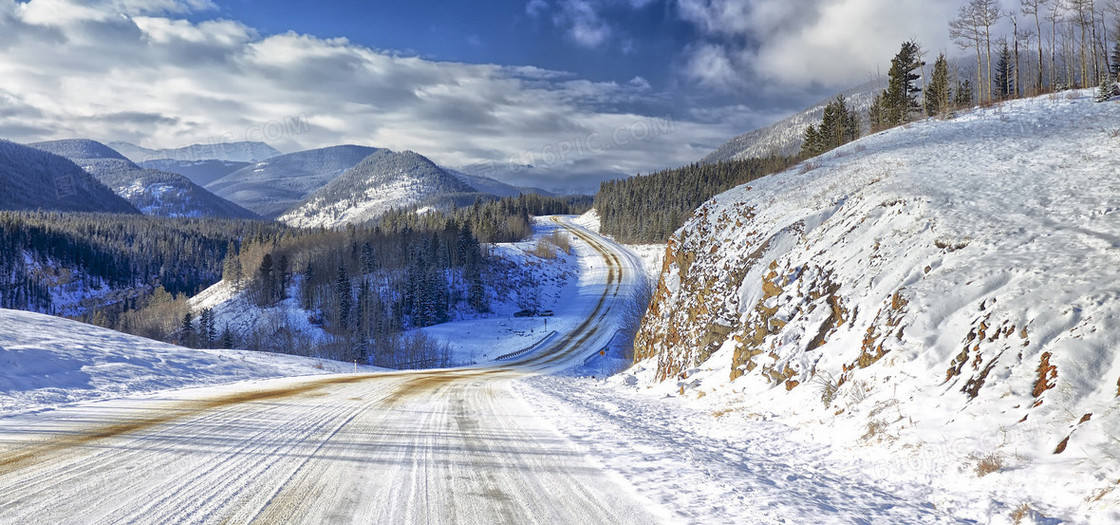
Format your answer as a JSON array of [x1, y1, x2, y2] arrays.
[[0, 218, 668, 524]]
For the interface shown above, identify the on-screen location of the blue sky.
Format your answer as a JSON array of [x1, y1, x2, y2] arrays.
[[0, 0, 961, 192]]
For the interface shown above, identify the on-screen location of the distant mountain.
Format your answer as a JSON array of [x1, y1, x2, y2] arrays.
[[0, 140, 138, 214], [279, 149, 479, 228], [443, 167, 555, 198], [206, 145, 379, 218], [139, 159, 250, 187], [108, 141, 281, 164], [701, 81, 878, 164], [29, 139, 258, 219]]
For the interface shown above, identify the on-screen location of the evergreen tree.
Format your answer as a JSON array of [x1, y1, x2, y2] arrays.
[[300, 261, 315, 310], [1097, 75, 1115, 102], [994, 41, 1014, 100], [220, 323, 235, 349], [180, 311, 194, 348], [925, 53, 953, 117], [277, 254, 290, 301], [336, 264, 352, 329], [800, 94, 859, 158], [1112, 41, 1120, 81], [882, 41, 923, 126], [955, 79, 974, 108], [868, 92, 888, 132]]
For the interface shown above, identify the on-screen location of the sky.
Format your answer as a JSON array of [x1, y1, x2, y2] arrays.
[[0, 0, 964, 192]]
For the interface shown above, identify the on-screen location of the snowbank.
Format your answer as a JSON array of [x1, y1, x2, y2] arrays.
[[0, 309, 364, 416]]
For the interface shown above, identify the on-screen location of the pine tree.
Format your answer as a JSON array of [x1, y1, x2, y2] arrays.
[[336, 264, 352, 330], [955, 79, 974, 108], [868, 92, 888, 132], [994, 41, 1014, 99], [925, 53, 952, 117], [1111, 41, 1120, 81], [1097, 75, 1115, 102], [301, 261, 315, 310], [180, 312, 194, 348], [800, 94, 859, 158], [220, 323, 235, 349], [882, 41, 924, 126]]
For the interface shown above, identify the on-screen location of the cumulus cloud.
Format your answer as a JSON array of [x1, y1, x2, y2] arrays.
[[0, 0, 745, 192], [676, 0, 958, 91]]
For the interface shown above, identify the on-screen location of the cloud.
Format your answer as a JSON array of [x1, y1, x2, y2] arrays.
[[0, 0, 749, 191], [676, 0, 958, 91], [554, 0, 612, 48]]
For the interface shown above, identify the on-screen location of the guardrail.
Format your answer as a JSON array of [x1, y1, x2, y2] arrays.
[[495, 331, 558, 361]]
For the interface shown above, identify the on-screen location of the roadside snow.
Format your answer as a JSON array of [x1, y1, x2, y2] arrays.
[[0, 309, 370, 417]]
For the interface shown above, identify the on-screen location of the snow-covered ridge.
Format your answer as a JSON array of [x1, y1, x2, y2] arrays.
[[636, 91, 1120, 522]]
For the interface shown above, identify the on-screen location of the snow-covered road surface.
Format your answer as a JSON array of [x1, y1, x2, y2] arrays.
[[0, 217, 671, 524], [0, 217, 974, 524]]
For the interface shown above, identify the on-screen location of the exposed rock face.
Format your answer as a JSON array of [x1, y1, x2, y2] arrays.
[[631, 95, 1120, 514]]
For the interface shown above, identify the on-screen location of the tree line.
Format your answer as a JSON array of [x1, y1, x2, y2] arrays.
[[595, 156, 796, 244]]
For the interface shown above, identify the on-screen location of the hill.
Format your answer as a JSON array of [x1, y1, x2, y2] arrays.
[[206, 145, 378, 218], [108, 141, 281, 164], [701, 82, 878, 164], [0, 140, 138, 214], [29, 139, 257, 219], [634, 91, 1120, 521], [279, 149, 478, 228], [139, 158, 250, 187]]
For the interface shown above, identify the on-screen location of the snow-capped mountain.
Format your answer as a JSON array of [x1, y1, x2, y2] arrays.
[[139, 158, 249, 187], [108, 141, 281, 164], [701, 81, 878, 164], [0, 139, 138, 214], [634, 91, 1120, 518], [279, 149, 478, 228], [206, 145, 378, 218], [29, 139, 258, 219]]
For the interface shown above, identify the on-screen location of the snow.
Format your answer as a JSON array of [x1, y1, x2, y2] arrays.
[[633, 90, 1120, 524], [0, 309, 370, 417]]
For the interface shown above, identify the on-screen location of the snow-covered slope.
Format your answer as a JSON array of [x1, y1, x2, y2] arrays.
[[0, 309, 361, 416], [279, 149, 479, 228], [29, 139, 258, 219], [108, 141, 281, 164], [702, 82, 877, 163], [636, 91, 1120, 522], [0, 140, 138, 214], [207, 145, 378, 218], [139, 158, 249, 187]]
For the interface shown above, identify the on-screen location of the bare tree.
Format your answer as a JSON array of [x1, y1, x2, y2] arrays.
[[1023, 0, 1051, 93], [975, 0, 1004, 101], [951, 3, 986, 101]]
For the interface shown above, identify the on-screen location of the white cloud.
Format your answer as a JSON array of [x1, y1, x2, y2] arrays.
[[676, 0, 958, 91], [0, 0, 746, 191], [554, 0, 611, 48]]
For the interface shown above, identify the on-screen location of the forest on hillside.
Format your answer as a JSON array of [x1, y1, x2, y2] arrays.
[[594, 156, 795, 244], [0, 194, 589, 368]]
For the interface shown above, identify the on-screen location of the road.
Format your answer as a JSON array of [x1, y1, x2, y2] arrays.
[[0, 217, 664, 524]]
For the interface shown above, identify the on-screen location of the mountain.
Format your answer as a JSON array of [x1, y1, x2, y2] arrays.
[[206, 145, 379, 218], [29, 139, 258, 219], [138, 158, 250, 187], [634, 91, 1120, 517], [0, 139, 138, 214], [444, 167, 556, 198], [108, 141, 281, 164], [701, 81, 878, 164], [279, 149, 479, 228]]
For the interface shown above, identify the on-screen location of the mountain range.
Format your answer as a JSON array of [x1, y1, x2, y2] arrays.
[[0, 140, 138, 214], [108, 141, 281, 164], [29, 139, 258, 219]]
